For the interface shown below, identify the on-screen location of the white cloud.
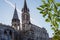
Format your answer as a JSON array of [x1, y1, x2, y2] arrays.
[[4, 0, 21, 13]]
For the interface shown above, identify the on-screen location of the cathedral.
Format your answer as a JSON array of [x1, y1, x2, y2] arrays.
[[0, 0, 49, 40]]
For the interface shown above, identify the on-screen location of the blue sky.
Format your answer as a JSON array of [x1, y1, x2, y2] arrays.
[[0, 0, 60, 37]]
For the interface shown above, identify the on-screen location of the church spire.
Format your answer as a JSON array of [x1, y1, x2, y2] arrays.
[[22, 0, 29, 12], [13, 5, 19, 19], [12, 5, 20, 30], [22, 0, 31, 31]]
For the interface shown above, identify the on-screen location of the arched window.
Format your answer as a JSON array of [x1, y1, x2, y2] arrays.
[[9, 30, 12, 36], [0, 30, 2, 35], [4, 30, 7, 35]]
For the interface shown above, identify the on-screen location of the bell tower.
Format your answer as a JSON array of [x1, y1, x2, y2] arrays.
[[12, 5, 20, 30], [22, 0, 31, 31]]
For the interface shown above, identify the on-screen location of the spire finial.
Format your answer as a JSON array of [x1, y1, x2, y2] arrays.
[[12, 3, 19, 20], [24, 0, 27, 9], [15, 3, 16, 9], [22, 0, 29, 12]]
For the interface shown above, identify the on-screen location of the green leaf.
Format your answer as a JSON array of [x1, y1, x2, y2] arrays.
[[52, 27, 55, 31], [54, 4, 57, 12], [45, 18, 50, 22], [56, 3, 60, 6], [48, 0, 54, 3], [43, 13, 47, 17], [40, 11, 43, 13], [58, 10, 60, 17], [55, 22, 59, 28], [53, 14, 57, 17], [48, 8, 52, 11], [37, 7, 43, 10], [40, 5, 46, 8], [55, 18, 60, 22], [42, 0, 46, 4]]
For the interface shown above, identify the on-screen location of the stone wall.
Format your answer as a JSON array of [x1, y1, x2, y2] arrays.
[[0, 24, 19, 40]]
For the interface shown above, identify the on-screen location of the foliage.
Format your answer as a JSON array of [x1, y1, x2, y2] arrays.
[[37, 0, 60, 40]]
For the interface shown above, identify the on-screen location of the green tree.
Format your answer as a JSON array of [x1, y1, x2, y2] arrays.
[[37, 0, 60, 40]]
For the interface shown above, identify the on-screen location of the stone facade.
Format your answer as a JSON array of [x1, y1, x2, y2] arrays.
[[0, 0, 50, 40], [0, 24, 19, 40], [20, 24, 49, 40]]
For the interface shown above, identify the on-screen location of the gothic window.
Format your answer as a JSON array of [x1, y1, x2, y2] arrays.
[[25, 15, 26, 20], [4, 31, 7, 35], [26, 14, 29, 21], [0, 30, 2, 38], [40, 37, 42, 40], [37, 37, 39, 40], [23, 24, 25, 27], [14, 24, 16, 26], [22, 13, 29, 20], [22, 14, 25, 20], [9, 30, 12, 36], [0, 30, 2, 35]]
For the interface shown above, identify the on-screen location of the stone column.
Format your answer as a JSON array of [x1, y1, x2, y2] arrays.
[[12, 32, 14, 40]]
